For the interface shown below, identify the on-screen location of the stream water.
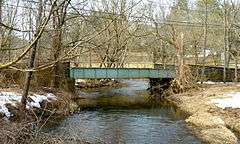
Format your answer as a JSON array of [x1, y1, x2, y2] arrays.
[[47, 80, 201, 144]]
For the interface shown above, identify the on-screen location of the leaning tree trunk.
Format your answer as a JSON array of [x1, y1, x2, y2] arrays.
[[21, 0, 43, 110], [50, 0, 70, 88], [51, 24, 62, 88]]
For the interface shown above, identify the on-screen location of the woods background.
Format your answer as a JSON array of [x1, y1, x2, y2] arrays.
[[0, 0, 240, 88]]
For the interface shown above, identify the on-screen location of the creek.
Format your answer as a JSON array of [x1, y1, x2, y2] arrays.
[[47, 79, 200, 144]]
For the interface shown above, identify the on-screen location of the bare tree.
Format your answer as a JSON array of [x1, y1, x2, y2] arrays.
[[50, 0, 71, 88], [21, 0, 44, 110]]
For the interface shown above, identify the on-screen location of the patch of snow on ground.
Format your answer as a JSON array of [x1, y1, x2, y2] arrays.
[[197, 81, 224, 85], [0, 92, 56, 117], [211, 92, 240, 109]]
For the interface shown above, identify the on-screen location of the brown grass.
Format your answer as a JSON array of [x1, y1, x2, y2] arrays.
[[0, 120, 89, 144], [0, 121, 33, 144]]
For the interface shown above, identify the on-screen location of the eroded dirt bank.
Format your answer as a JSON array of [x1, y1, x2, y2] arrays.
[[167, 84, 240, 144]]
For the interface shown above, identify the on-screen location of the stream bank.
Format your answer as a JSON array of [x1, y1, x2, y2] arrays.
[[167, 83, 240, 144], [0, 87, 79, 120], [0, 87, 83, 144]]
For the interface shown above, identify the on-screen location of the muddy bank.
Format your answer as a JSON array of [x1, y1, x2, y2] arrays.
[[167, 84, 240, 143]]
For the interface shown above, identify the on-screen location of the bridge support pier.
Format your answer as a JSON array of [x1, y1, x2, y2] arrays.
[[149, 78, 173, 98]]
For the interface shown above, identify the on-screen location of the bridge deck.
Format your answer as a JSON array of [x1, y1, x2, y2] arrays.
[[70, 68, 175, 79]]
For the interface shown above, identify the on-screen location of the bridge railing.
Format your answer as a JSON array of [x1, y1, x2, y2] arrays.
[[70, 62, 155, 69]]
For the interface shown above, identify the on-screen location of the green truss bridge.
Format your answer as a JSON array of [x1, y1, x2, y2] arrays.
[[69, 67, 176, 79], [69, 64, 240, 82]]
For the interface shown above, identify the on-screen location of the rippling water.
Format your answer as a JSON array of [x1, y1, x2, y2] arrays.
[[47, 80, 201, 144]]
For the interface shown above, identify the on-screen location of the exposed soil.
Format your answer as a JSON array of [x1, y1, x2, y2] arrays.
[[167, 84, 240, 143]]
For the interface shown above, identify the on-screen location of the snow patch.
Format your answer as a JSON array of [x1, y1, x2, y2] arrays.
[[0, 92, 56, 118], [211, 92, 240, 109], [76, 79, 86, 83], [197, 81, 225, 85]]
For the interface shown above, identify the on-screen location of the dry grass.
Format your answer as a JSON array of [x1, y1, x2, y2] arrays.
[[0, 121, 33, 144], [0, 120, 89, 144], [0, 120, 54, 144]]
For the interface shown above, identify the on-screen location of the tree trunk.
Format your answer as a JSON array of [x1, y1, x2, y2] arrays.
[[193, 41, 199, 65], [21, 0, 43, 110], [0, 0, 2, 32], [234, 58, 238, 82], [51, 1, 70, 88], [0, 0, 2, 52], [51, 2, 62, 88], [178, 33, 184, 75], [223, 0, 228, 83], [201, 1, 208, 83], [51, 29, 62, 88]]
